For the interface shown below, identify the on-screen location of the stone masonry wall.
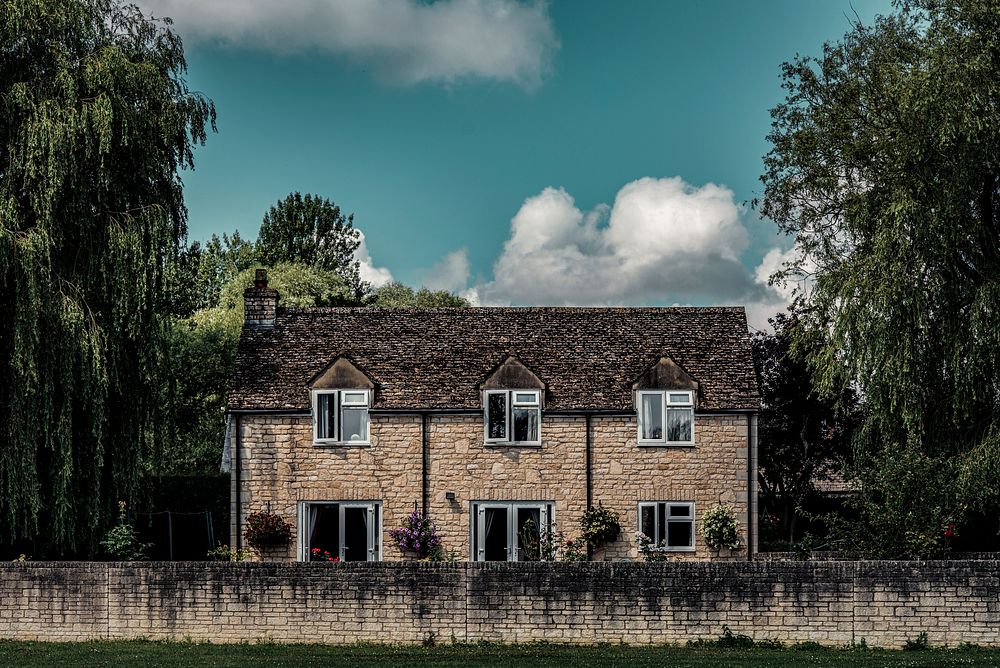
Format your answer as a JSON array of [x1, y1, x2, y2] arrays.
[[0, 562, 998, 647], [233, 413, 752, 561]]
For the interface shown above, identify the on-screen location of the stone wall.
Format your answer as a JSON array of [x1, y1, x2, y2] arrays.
[[233, 412, 754, 561], [0, 561, 998, 647]]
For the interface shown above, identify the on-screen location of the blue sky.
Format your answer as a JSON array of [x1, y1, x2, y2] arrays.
[[143, 0, 891, 328]]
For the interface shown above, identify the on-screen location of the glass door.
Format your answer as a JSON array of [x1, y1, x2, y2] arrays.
[[473, 502, 551, 561], [300, 501, 381, 561]]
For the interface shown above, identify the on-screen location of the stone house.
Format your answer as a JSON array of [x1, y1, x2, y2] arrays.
[[227, 270, 760, 562]]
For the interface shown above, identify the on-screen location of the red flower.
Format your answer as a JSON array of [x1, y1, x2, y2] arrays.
[[333, 556, 341, 563]]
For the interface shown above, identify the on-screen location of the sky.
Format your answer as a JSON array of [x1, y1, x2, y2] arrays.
[[139, 0, 892, 329]]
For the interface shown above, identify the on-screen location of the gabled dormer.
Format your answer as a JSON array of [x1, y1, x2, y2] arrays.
[[480, 356, 545, 446], [632, 356, 698, 446], [307, 356, 375, 445]]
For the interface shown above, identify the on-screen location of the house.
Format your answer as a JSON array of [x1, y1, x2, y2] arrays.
[[227, 270, 760, 562]]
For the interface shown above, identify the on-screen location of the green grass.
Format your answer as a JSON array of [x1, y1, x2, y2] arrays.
[[0, 640, 996, 668]]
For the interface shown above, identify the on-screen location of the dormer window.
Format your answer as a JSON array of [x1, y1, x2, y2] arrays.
[[637, 390, 694, 446], [484, 390, 541, 445], [312, 389, 370, 444]]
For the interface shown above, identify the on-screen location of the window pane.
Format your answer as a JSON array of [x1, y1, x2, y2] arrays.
[[516, 507, 542, 561], [668, 392, 691, 404], [483, 507, 508, 561], [341, 408, 369, 442], [487, 393, 507, 440], [342, 506, 369, 562], [667, 520, 693, 548], [640, 394, 664, 440], [666, 407, 693, 442], [514, 392, 538, 404], [342, 391, 367, 405], [640, 505, 656, 540], [308, 504, 339, 560], [669, 504, 691, 517], [317, 394, 334, 439], [512, 407, 539, 442]]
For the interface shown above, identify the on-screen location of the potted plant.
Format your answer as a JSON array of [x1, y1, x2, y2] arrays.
[[243, 510, 292, 550], [389, 510, 442, 560]]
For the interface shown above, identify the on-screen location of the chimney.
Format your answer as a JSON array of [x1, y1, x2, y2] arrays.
[[244, 268, 279, 326]]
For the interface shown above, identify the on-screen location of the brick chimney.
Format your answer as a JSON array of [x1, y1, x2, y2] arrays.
[[243, 268, 279, 326]]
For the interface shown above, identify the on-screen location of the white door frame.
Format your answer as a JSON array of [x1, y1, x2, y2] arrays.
[[297, 501, 381, 562], [472, 501, 551, 562]]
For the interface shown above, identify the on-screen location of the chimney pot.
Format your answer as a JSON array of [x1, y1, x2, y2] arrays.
[[254, 268, 268, 288]]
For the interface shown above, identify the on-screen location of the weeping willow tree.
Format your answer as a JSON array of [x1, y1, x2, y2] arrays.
[[0, 0, 214, 555], [760, 0, 1000, 556]]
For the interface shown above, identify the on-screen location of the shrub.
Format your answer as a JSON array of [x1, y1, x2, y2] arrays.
[[207, 544, 252, 561], [903, 632, 929, 651], [700, 504, 741, 551], [580, 503, 621, 548], [101, 501, 152, 560], [242, 511, 292, 549]]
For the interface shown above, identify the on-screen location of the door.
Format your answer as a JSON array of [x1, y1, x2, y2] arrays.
[[300, 501, 381, 561]]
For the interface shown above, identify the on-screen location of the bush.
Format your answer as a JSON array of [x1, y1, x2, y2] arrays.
[[101, 502, 152, 560], [700, 504, 741, 551], [207, 544, 252, 561], [242, 511, 292, 549], [580, 503, 621, 549], [903, 632, 929, 651]]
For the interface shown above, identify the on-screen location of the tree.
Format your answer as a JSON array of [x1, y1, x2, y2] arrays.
[[0, 0, 214, 554], [759, 0, 1000, 555], [255, 192, 362, 295], [367, 282, 470, 307], [753, 312, 857, 548]]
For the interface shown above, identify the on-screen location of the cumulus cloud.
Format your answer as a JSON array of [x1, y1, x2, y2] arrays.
[[473, 177, 763, 306], [421, 249, 472, 293], [354, 232, 394, 288], [140, 0, 557, 87]]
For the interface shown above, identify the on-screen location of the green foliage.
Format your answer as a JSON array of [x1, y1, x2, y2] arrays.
[[903, 632, 930, 651], [699, 504, 741, 551], [759, 0, 1000, 556], [579, 503, 621, 549], [242, 511, 291, 549], [255, 192, 362, 295], [367, 281, 470, 307], [206, 544, 252, 562], [100, 502, 152, 560], [753, 311, 858, 547], [0, 0, 214, 554]]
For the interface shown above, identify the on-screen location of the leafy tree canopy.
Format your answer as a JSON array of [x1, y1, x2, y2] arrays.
[[760, 0, 1000, 555], [367, 281, 470, 307], [255, 192, 362, 295], [0, 0, 214, 554]]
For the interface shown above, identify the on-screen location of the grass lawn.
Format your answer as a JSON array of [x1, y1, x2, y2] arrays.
[[0, 640, 997, 668]]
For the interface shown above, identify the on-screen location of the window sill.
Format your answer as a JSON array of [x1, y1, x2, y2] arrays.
[[483, 442, 542, 448], [637, 441, 696, 448], [312, 440, 371, 448]]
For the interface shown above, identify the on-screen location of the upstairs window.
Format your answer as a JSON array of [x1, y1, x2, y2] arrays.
[[484, 390, 540, 445], [637, 390, 694, 445], [312, 390, 370, 444]]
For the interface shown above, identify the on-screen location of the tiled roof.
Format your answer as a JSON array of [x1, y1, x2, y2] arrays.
[[228, 307, 760, 412]]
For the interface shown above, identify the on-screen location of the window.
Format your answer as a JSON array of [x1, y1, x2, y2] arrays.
[[484, 390, 540, 445], [470, 501, 553, 561], [312, 390, 370, 444], [297, 501, 381, 561], [638, 501, 695, 551], [637, 390, 694, 445]]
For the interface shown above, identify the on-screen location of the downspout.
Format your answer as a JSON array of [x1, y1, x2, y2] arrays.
[[234, 413, 243, 551], [421, 412, 429, 517], [585, 413, 593, 560], [746, 413, 755, 561]]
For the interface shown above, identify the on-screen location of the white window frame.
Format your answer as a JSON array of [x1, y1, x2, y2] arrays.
[[311, 389, 370, 445], [470, 501, 553, 561], [636, 390, 694, 446], [483, 389, 541, 446], [638, 501, 696, 552], [296, 500, 382, 562]]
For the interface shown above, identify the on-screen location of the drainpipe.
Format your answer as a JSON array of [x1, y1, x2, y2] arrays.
[[746, 413, 755, 562], [234, 413, 243, 551], [586, 413, 593, 560], [421, 412, 429, 516]]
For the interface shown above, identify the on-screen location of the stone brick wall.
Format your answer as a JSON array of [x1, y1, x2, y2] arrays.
[[0, 561, 998, 647], [232, 412, 754, 561]]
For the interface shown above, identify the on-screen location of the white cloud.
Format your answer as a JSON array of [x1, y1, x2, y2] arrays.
[[421, 249, 471, 293], [474, 177, 759, 306], [141, 0, 557, 87], [354, 232, 394, 287]]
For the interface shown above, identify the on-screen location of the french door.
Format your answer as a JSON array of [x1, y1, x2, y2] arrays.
[[472, 501, 552, 562], [298, 501, 381, 562]]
